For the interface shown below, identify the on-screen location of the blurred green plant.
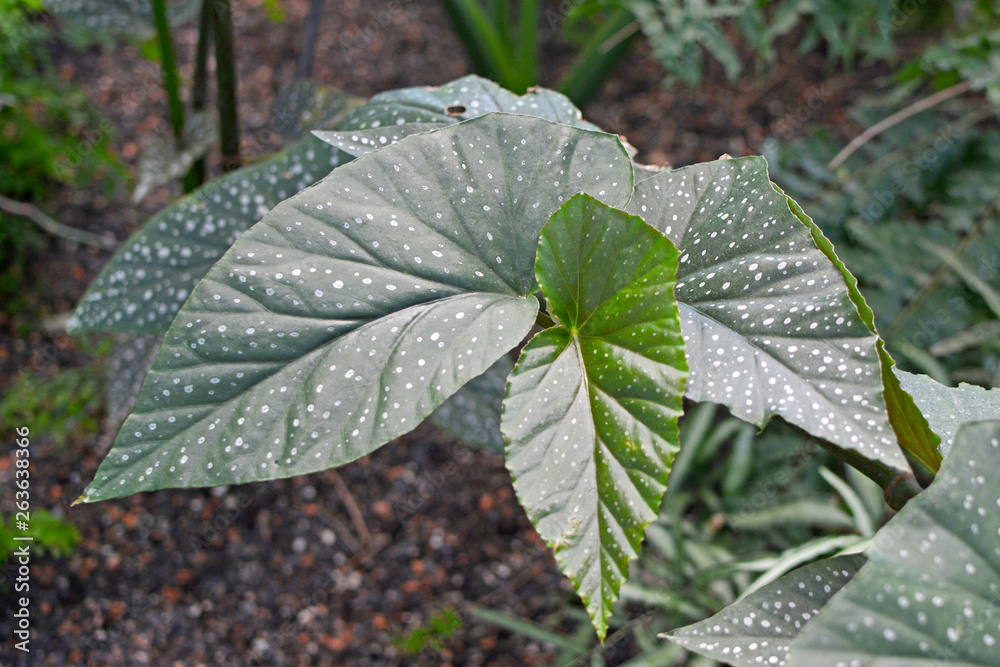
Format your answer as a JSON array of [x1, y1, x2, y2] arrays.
[[391, 608, 463, 655], [0, 0, 120, 315], [0, 366, 103, 446], [0, 0, 119, 198], [439, 0, 639, 106], [440, 0, 910, 106], [0, 509, 81, 560], [622, 0, 899, 89]]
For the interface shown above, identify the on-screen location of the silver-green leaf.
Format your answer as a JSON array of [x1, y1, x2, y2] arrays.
[[669, 554, 866, 667], [79, 114, 633, 503], [69, 137, 351, 333], [626, 156, 910, 476]]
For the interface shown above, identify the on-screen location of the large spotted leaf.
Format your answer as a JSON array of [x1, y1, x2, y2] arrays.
[[339, 74, 599, 131], [625, 157, 911, 483], [895, 370, 1000, 456], [78, 114, 633, 503], [787, 420, 1000, 665], [70, 76, 602, 335], [669, 555, 866, 667], [44, 0, 200, 35], [502, 194, 688, 640], [69, 137, 351, 334]]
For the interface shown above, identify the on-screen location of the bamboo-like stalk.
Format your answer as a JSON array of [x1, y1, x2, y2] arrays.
[[296, 0, 325, 80], [212, 0, 241, 171], [184, 0, 213, 189], [151, 0, 184, 139]]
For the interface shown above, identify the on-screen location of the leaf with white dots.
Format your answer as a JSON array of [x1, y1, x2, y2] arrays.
[[502, 194, 688, 640], [70, 75, 603, 336], [626, 156, 912, 483], [338, 74, 600, 131], [668, 554, 866, 667], [894, 370, 1000, 457], [69, 137, 351, 334], [787, 420, 1000, 665], [314, 123, 445, 158], [429, 355, 512, 453], [44, 0, 200, 35], [78, 114, 633, 503]]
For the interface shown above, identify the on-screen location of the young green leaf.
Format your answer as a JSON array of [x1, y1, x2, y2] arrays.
[[894, 369, 1000, 455], [78, 114, 633, 503], [502, 194, 688, 640], [668, 554, 866, 667], [626, 157, 913, 485], [788, 420, 1000, 665]]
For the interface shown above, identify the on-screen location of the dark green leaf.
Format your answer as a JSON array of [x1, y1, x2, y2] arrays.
[[45, 0, 200, 34], [79, 114, 633, 503], [132, 110, 216, 204], [339, 74, 599, 131], [502, 194, 687, 639], [269, 80, 366, 142], [69, 137, 350, 334]]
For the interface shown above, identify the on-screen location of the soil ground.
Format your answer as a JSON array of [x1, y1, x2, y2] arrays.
[[0, 1, 909, 664]]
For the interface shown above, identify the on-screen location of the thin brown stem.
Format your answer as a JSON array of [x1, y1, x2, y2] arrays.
[[0, 195, 118, 250], [828, 81, 972, 170]]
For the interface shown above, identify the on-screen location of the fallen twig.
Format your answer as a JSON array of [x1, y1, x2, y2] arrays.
[[0, 194, 118, 250], [827, 80, 972, 170]]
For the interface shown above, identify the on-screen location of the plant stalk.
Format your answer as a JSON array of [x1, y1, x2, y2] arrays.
[[184, 0, 213, 189], [296, 0, 325, 80], [212, 0, 241, 171], [151, 0, 184, 139]]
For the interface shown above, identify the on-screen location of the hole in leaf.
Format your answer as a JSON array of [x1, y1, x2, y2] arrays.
[[445, 105, 466, 116]]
